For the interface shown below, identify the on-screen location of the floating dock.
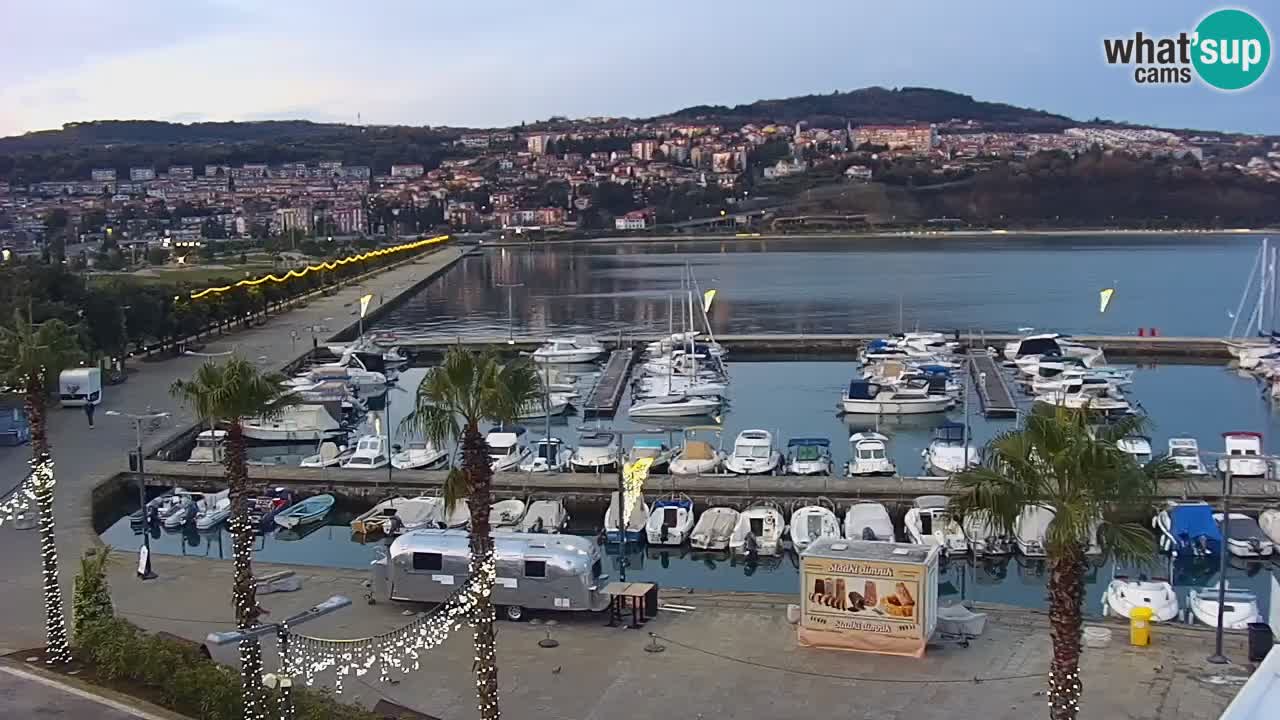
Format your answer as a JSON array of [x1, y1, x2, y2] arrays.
[[580, 349, 636, 417], [969, 353, 1019, 418]]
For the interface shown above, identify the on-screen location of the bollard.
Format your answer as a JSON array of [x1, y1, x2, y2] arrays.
[[1151, 327, 1159, 337], [1138, 328, 1145, 337]]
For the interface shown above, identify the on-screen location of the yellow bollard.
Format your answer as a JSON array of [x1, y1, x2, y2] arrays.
[[1130, 607, 1153, 646]]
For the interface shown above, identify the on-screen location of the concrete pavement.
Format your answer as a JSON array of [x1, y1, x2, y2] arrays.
[[0, 244, 468, 655], [0, 661, 183, 720]]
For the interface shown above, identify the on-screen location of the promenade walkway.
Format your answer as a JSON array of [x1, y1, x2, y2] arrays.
[[0, 244, 467, 654]]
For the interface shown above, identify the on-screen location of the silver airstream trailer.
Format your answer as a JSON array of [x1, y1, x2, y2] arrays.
[[371, 529, 611, 621]]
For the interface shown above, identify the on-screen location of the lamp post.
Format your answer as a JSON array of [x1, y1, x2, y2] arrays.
[[206, 595, 352, 720], [1208, 458, 1235, 664], [104, 408, 170, 580]]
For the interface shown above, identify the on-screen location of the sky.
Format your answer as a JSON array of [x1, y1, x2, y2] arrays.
[[1, 1, 1277, 137]]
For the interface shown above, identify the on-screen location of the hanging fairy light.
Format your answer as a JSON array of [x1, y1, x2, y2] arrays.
[[0, 469, 38, 525], [31, 453, 70, 663], [286, 551, 497, 695]]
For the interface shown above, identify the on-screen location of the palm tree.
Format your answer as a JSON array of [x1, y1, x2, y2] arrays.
[[948, 407, 1170, 720], [170, 357, 297, 720], [401, 347, 540, 720], [0, 308, 84, 664]]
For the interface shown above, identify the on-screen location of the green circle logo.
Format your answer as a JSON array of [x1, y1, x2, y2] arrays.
[[1192, 9, 1271, 90]]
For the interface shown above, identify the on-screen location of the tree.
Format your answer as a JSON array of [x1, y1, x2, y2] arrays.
[[401, 348, 540, 720], [0, 309, 84, 664], [169, 358, 298, 720], [146, 247, 169, 266], [948, 407, 1170, 720]]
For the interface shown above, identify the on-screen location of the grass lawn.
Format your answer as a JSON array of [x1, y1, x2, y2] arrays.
[[90, 263, 279, 287]]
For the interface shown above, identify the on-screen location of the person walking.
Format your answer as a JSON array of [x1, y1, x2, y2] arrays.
[[84, 399, 96, 429]]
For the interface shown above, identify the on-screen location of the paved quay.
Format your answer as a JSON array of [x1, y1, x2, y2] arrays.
[[106, 554, 1247, 720], [0, 243, 469, 655]]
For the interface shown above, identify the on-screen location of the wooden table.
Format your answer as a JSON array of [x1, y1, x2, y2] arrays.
[[604, 582, 655, 629]]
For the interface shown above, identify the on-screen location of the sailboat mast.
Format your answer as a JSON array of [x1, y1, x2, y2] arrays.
[[1257, 238, 1270, 336], [1229, 243, 1264, 338]]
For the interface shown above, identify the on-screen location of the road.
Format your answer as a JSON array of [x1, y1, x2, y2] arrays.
[[0, 663, 175, 720]]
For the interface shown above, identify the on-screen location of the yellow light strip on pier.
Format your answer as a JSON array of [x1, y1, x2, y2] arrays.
[[188, 234, 450, 299]]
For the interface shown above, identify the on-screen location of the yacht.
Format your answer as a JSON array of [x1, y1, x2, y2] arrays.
[[570, 431, 620, 473], [531, 337, 606, 364], [1033, 382, 1131, 415], [840, 379, 953, 415], [518, 437, 573, 473], [723, 429, 782, 475], [1167, 435, 1203, 474], [845, 432, 896, 476], [390, 440, 449, 470], [1217, 431, 1268, 478], [1003, 333, 1105, 367], [669, 428, 726, 476], [325, 339, 409, 367], [789, 505, 840, 551], [341, 435, 390, 470], [689, 507, 739, 551], [243, 404, 344, 442], [785, 438, 833, 476], [628, 394, 721, 418], [904, 495, 967, 553], [844, 501, 895, 541], [187, 430, 227, 464], [486, 426, 532, 472], [729, 501, 786, 556], [921, 422, 978, 477], [1116, 435, 1153, 465]]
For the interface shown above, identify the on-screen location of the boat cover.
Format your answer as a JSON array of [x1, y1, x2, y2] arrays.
[[847, 381, 881, 399], [1171, 504, 1222, 544], [682, 441, 714, 460], [933, 422, 965, 442], [1220, 515, 1266, 539], [916, 364, 952, 376]]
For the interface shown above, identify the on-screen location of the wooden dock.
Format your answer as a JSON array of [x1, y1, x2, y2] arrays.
[[580, 349, 636, 417], [969, 353, 1019, 418]]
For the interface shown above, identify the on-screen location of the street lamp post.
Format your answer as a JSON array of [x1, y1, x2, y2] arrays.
[[1208, 461, 1234, 664], [206, 595, 352, 720], [105, 408, 170, 580]]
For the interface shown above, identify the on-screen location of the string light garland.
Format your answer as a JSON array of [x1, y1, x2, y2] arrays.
[[188, 235, 450, 300], [226, 432, 268, 720], [284, 550, 496, 696], [0, 469, 38, 525], [32, 454, 70, 664]]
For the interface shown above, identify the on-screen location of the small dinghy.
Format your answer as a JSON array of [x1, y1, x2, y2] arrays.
[[161, 491, 205, 529], [489, 499, 527, 530], [1188, 585, 1261, 630], [844, 502, 894, 542], [1214, 512, 1275, 558], [690, 507, 739, 551], [390, 440, 449, 470], [729, 501, 786, 556], [519, 499, 568, 533], [193, 490, 232, 531], [273, 494, 335, 529], [132, 488, 183, 526], [604, 491, 648, 544], [1102, 571, 1179, 623], [789, 504, 840, 552], [645, 496, 695, 546], [1153, 501, 1222, 558]]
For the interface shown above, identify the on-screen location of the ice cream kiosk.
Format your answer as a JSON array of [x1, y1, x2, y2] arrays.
[[798, 538, 940, 657]]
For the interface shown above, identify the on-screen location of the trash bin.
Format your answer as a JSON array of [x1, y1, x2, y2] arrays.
[[1129, 607, 1153, 646], [644, 582, 660, 619], [1248, 622, 1274, 662]]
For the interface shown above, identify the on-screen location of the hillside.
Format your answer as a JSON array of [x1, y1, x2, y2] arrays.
[[657, 86, 1075, 130]]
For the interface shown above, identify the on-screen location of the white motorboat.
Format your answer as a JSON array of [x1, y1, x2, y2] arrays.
[[645, 496, 695, 545], [518, 437, 573, 473], [904, 495, 967, 553], [390, 440, 449, 470], [187, 430, 227, 464], [518, 499, 568, 533], [193, 490, 232, 531], [690, 507, 739, 550], [1117, 435, 1153, 465], [243, 405, 343, 442], [288, 364, 388, 396], [1030, 372, 1123, 396], [625, 438, 674, 474], [1153, 500, 1222, 557], [669, 428, 726, 476], [632, 374, 728, 400], [1188, 585, 1261, 630], [1214, 512, 1275, 558], [841, 379, 953, 415], [604, 490, 648, 544], [785, 438, 833, 476], [629, 394, 721, 418], [531, 337, 606, 364], [516, 392, 574, 419], [160, 491, 205, 528], [1167, 437, 1208, 475], [789, 505, 840, 551], [340, 435, 390, 470], [1003, 333, 1105, 367], [1260, 508, 1280, 545], [350, 496, 410, 535], [489, 498, 527, 530], [396, 495, 470, 530], [844, 501, 894, 541], [1217, 431, 1268, 478], [1015, 504, 1055, 557], [729, 501, 786, 556], [486, 426, 532, 473], [1033, 384, 1131, 415], [325, 339, 409, 366], [723, 429, 782, 475], [570, 431, 619, 473], [300, 440, 353, 468], [921, 422, 978, 477], [962, 510, 1014, 555], [845, 432, 896, 476], [1102, 575, 1179, 623]]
